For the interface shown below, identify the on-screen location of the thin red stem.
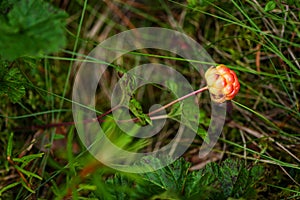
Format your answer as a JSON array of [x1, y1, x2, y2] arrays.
[[148, 86, 208, 116], [18, 86, 208, 131], [118, 86, 208, 123]]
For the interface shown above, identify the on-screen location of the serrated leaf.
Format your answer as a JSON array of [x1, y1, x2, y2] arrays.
[[218, 159, 244, 197], [184, 164, 219, 199], [184, 159, 264, 199], [216, 159, 264, 199], [137, 156, 190, 196], [249, 165, 264, 180], [101, 157, 264, 199], [0, 0, 67, 60], [104, 173, 137, 200], [264, 1, 276, 12]]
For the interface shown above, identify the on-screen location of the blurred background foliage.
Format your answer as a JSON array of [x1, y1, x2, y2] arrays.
[[0, 0, 299, 199]]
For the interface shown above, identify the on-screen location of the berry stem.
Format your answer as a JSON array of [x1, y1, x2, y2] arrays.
[[17, 86, 208, 131], [148, 86, 208, 116]]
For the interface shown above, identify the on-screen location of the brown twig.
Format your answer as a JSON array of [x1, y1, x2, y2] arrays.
[[103, 0, 136, 30], [7, 156, 32, 190], [255, 43, 261, 72]]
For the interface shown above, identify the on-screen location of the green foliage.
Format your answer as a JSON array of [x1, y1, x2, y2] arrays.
[[6, 132, 14, 158], [1, 0, 299, 199], [129, 97, 152, 126], [286, 0, 300, 8], [0, 0, 67, 61], [0, 0, 67, 103], [137, 156, 190, 198], [197, 110, 210, 139], [13, 153, 44, 169], [264, 1, 276, 12], [1, 132, 44, 196], [101, 157, 264, 200], [187, 0, 217, 8], [117, 72, 153, 126], [0, 0, 18, 15], [0, 182, 21, 197], [0, 62, 25, 102], [100, 117, 149, 152]]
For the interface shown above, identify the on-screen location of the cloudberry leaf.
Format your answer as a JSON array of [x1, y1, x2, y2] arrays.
[[103, 157, 264, 199], [0, 0, 68, 61]]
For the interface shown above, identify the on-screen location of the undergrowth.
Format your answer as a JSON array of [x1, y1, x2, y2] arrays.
[[0, 0, 299, 199]]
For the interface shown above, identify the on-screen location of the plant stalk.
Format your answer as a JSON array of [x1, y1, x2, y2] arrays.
[[19, 86, 208, 130], [148, 86, 208, 116]]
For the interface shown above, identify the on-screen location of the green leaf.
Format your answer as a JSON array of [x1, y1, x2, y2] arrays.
[[6, 132, 14, 157], [12, 153, 44, 163], [187, 0, 217, 7], [0, 0, 68, 60], [14, 165, 43, 180], [150, 191, 181, 200], [101, 157, 264, 199], [129, 97, 152, 126], [78, 184, 97, 191], [91, 117, 148, 164], [187, 0, 197, 6], [137, 156, 190, 197], [0, 181, 21, 196], [196, 127, 207, 139], [264, 1, 276, 12], [53, 133, 65, 140], [184, 159, 264, 199], [0, 0, 18, 15], [20, 179, 35, 193], [0, 63, 25, 102], [168, 103, 182, 118], [104, 173, 137, 200], [12, 153, 44, 168], [219, 159, 246, 197], [184, 165, 219, 199]]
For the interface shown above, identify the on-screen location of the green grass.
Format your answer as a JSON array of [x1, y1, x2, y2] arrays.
[[0, 0, 299, 199]]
